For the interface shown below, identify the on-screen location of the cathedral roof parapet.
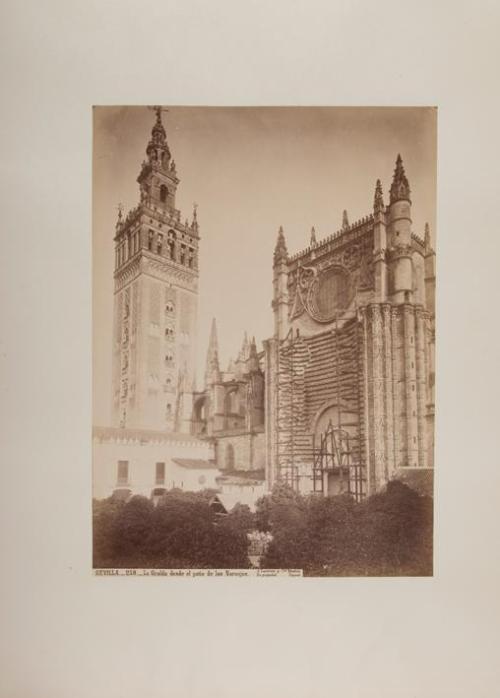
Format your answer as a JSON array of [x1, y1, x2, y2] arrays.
[[288, 213, 375, 264], [411, 232, 425, 250]]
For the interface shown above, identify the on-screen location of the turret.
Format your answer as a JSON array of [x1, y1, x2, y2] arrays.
[[373, 179, 387, 301], [272, 226, 289, 340], [235, 332, 250, 377], [387, 154, 413, 303], [247, 337, 260, 373]]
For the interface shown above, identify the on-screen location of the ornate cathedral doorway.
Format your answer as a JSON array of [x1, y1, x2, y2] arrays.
[[312, 404, 364, 500]]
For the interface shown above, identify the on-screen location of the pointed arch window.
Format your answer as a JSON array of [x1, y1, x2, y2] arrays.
[[160, 184, 168, 203]]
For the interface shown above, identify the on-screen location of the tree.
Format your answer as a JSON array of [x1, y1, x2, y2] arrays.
[[111, 495, 155, 566], [92, 497, 125, 568], [93, 489, 252, 569], [258, 480, 433, 576]]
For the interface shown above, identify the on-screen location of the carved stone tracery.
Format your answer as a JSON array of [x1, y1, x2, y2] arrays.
[[289, 237, 374, 322]]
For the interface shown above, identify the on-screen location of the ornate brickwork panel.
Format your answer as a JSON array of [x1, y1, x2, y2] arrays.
[[149, 281, 161, 325], [179, 292, 195, 334], [147, 336, 160, 378]]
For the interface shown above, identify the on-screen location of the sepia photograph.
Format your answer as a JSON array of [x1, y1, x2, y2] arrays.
[[5, 0, 500, 695], [93, 105, 436, 576]]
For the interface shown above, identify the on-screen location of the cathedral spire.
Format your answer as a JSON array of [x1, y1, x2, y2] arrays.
[[205, 318, 220, 386], [374, 179, 384, 214], [390, 153, 411, 204], [247, 336, 260, 372], [310, 226, 317, 246], [273, 225, 288, 265], [342, 210, 349, 230], [240, 331, 250, 360]]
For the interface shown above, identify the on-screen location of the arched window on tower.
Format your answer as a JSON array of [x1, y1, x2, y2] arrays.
[[160, 185, 168, 203], [165, 353, 174, 366]]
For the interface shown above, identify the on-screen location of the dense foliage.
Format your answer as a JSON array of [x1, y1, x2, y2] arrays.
[[93, 481, 433, 576], [256, 480, 433, 576], [93, 489, 252, 569]]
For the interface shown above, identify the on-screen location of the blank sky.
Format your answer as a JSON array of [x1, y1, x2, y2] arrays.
[[93, 106, 436, 425]]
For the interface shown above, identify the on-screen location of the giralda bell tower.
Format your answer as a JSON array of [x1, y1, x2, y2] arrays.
[[111, 107, 199, 433]]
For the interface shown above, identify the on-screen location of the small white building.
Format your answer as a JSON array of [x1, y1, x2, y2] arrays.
[[92, 426, 218, 500]]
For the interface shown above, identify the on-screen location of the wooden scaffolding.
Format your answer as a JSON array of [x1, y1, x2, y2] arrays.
[[276, 312, 366, 501]]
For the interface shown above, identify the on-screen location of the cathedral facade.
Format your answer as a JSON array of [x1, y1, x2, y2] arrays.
[[264, 157, 435, 499]]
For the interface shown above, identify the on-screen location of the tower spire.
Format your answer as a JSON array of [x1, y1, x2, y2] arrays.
[[273, 225, 288, 265], [390, 153, 411, 204], [374, 179, 384, 214], [342, 210, 349, 230], [205, 318, 220, 386]]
